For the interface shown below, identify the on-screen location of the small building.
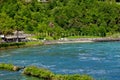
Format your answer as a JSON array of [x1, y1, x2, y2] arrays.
[[0, 35, 4, 39], [38, 0, 49, 2], [25, 0, 32, 3], [3, 31, 26, 42], [0, 35, 5, 43]]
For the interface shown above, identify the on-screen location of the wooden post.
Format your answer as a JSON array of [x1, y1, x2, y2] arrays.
[[16, 30, 19, 42]]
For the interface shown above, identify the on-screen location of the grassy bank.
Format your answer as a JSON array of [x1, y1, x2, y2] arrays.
[[0, 42, 25, 50], [0, 41, 43, 50], [25, 41, 43, 46], [66, 36, 101, 39]]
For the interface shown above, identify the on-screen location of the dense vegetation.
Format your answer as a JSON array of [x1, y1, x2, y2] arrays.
[[0, 0, 120, 39]]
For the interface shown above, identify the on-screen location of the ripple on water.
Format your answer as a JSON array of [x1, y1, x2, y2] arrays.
[[55, 69, 85, 74], [0, 54, 11, 58], [114, 55, 120, 58]]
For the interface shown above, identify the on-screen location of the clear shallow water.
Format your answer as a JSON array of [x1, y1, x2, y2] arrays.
[[0, 42, 120, 80]]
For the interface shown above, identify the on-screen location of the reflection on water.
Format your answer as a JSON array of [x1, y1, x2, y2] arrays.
[[0, 42, 120, 80]]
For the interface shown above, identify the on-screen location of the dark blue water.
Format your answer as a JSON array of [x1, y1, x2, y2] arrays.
[[0, 42, 120, 80]]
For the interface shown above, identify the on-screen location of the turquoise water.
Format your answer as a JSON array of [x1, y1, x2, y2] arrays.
[[0, 42, 120, 80]]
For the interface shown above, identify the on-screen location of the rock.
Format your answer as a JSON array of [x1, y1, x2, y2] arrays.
[[13, 66, 20, 71]]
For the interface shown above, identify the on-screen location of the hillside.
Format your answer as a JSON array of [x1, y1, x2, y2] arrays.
[[0, 0, 120, 39]]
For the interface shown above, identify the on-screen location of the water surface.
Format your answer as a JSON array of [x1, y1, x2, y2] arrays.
[[0, 42, 120, 80]]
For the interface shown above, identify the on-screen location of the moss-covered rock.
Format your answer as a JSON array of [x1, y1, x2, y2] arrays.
[[52, 74, 93, 80], [0, 63, 94, 80], [23, 66, 94, 80], [23, 66, 54, 80], [0, 63, 21, 71]]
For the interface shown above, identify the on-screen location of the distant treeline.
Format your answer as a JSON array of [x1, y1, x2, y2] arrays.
[[0, 0, 120, 39]]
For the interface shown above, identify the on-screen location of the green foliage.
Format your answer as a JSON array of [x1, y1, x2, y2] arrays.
[[107, 33, 120, 38], [53, 74, 93, 80], [0, 63, 22, 71], [0, 63, 14, 71], [0, 42, 25, 48], [23, 66, 93, 80], [23, 66, 54, 80], [45, 36, 54, 40], [25, 41, 43, 46], [0, 0, 120, 38], [0, 63, 94, 80], [67, 36, 100, 39]]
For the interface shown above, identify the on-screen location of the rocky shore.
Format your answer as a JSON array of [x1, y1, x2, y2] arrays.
[[44, 38, 120, 45], [0, 38, 120, 50]]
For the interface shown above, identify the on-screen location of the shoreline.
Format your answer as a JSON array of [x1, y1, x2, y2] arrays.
[[0, 38, 120, 50], [43, 38, 120, 45], [0, 41, 43, 51]]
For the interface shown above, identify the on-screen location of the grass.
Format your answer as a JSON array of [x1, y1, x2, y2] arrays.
[[52, 74, 93, 80], [0, 63, 14, 71], [23, 66, 54, 80], [0, 41, 43, 50], [0, 63, 21, 71], [0, 63, 94, 80], [25, 41, 43, 46], [23, 66, 94, 80], [0, 42, 25, 48], [107, 33, 120, 38], [67, 36, 101, 39], [30, 35, 101, 40]]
